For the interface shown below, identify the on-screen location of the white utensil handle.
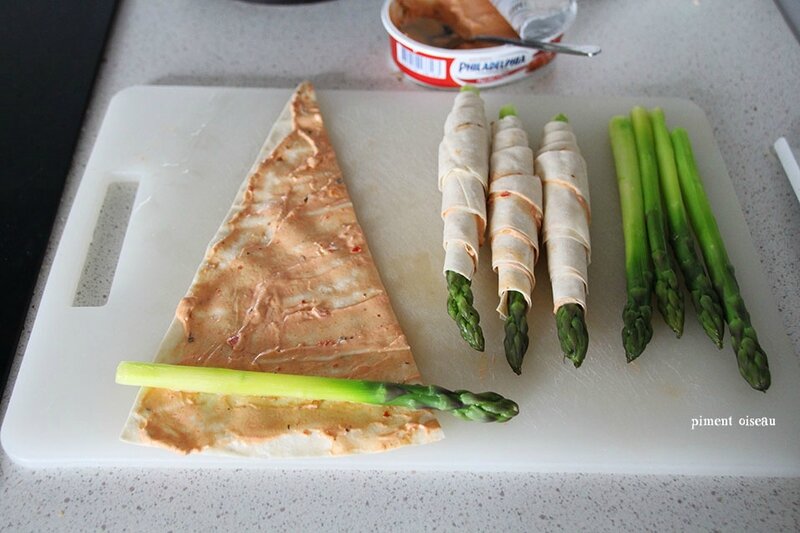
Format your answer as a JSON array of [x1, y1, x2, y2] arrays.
[[774, 137, 800, 204]]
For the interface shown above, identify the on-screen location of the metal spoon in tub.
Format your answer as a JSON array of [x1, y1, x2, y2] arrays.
[[402, 17, 600, 57]]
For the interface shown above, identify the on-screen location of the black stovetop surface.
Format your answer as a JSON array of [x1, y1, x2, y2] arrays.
[[0, 1, 119, 398]]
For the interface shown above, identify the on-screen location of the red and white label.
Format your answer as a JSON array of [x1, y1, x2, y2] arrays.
[[389, 35, 554, 88]]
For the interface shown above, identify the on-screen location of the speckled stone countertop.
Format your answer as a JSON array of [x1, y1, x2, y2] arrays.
[[2, 0, 799, 530]]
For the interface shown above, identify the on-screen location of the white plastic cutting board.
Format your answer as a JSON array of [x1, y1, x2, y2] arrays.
[[3, 86, 799, 474]]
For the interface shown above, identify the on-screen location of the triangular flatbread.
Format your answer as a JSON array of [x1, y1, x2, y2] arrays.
[[121, 83, 443, 457]]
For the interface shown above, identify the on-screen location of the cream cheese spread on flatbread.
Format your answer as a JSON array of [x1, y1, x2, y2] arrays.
[[121, 83, 443, 457]]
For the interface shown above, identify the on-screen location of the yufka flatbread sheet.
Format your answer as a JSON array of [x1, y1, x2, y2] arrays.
[[121, 83, 443, 457]]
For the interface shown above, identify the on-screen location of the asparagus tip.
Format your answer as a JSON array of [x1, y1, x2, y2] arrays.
[[504, 339, 524, 373], [397, 387, 519, 423], [499, 104, 517, 118], [621, 301, 652, 363], [449, 391, 520, 422], [749, 374, 771, 392], [665, 312, 684, 337], [555, 304, 588, 368], [565, 354, 583, 368], [459, 85, 479, 94], [553, 113, 569, 122], [473, 334, 485, 352], [624, 339, 647, 362], [737, 348, 771, 391], [503, 291, 529, 374], [446, 270, 486, 352], [459, 318, 485, 352]]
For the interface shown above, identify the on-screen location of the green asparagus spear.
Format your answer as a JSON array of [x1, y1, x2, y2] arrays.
[[550, 113, 590, 367], [504, 290, 529, 375], [609, 116, 654, 361], [556, 303, 589, 368], [447, 270, 485, 351], [650, 109, 724, 347], [671, 129, 770, 391], [116, 362, 519, 422], [630, 107, 685, 336]]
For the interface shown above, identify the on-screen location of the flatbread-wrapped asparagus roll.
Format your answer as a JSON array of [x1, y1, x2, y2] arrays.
[[489, 105, 543, 374], [438, 86, 490, 351], [535, 115, 591, 367]]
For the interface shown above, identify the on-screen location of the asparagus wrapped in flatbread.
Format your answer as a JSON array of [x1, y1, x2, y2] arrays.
[[535, 115, 591, 367], [121, 83, 445, 457], [488, 105, 543, 374], [438, 86, 490, 351]]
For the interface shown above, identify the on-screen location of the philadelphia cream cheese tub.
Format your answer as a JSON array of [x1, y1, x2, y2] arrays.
[[381, 0, 558, 89]]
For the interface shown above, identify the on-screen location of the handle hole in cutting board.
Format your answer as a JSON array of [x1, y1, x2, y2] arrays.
[[72, 181, 139, 307]]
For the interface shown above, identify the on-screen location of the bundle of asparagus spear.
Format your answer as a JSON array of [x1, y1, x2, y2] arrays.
[[609, 107, 770, 391], [440, 88, 593, 374]]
